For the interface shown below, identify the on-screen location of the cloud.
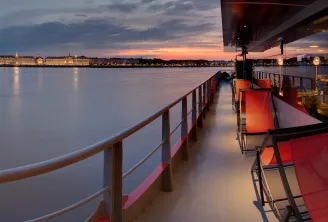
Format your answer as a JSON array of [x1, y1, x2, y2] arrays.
[[190, 0, 220, 11], [0, 17, 215, 53], [0, 0, 227, 59], [140, 0, 156, 4], [102, 3, 140, 13], [75, 14, 87, 17], [147, 2, 175, 12], [147, 0, 219, 14], [163, 2, 194, 15]]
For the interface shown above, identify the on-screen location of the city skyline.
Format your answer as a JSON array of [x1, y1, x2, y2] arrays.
[[0, 0, 327, 60]]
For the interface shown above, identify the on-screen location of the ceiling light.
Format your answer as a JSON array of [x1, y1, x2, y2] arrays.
[[238, 38, 240, 40], [244, 25, 247, 28], [309, 45, 319, 48]]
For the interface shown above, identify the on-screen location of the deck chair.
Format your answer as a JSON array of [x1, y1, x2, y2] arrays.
[[232, 79, 250, 112], [238, 89, 278, 153], [252, 122, 328, 221], [256, 79, 271, 89]]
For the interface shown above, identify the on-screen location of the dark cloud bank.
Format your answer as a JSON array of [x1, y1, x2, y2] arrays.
[[0, 0, 220, 53], [0, 18, 215, 52]]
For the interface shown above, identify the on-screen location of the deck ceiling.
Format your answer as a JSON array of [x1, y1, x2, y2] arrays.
[[221, 0, 328, 52]]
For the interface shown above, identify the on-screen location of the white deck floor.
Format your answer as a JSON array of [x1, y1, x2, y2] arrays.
[[135, 82, 278, 222]]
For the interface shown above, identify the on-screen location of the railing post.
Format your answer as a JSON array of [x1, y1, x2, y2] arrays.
[[311, 78, 315, 91], [208, 80, 211, 106], [202, 82, 206, 119], [292, 76, 295, 86], [206, 80, 210, 111], [181, 97, 189, 161], [323, 85, 326, 103], [192, 90, 197, 141], [300, 77, 303, 89], [198, 86, 203, 128], [162, 110, 173, 192], [278, 74, 281, 88], [104, 142, 123, 222]]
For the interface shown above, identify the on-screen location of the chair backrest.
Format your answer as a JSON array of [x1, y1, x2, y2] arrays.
[[245, 90, 275, 133], [261, 122, 328, 165], [289, 132, 328, 221], [234, 80, 250, 101], [260, 142, 292, 166], [256, 79, 271, 89]]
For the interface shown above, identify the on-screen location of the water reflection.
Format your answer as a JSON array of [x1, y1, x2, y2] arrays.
[[37, 69, 44, 91], [73, 67, 79, 90], [13, 67, 20, 95]]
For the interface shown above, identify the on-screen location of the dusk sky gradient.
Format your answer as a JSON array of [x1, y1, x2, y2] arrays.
[[0, 0, 327, 60]]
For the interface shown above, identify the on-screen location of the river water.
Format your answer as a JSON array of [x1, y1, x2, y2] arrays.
[[0, 66, 326, 221]]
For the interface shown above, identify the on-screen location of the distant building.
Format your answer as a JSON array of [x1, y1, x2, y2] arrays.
[[124, 58, 139, 65], [0, 56, 16, 65], [109, 58, 124, 65], [45, 56, 68, 65], [45, 54, 89, 66], [35, 55, 44, 65], [109, 58, 139, 65], [16, 56, 36, 65], [0, 53, 35, 65], [89, 57, 110, 65], [73, 56, 89, 66]]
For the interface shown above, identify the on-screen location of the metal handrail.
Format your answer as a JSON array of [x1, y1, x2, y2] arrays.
[[170, 117, 186, 136], [255, 71, 314, 80], [0, 71, 221, 222], [27, 187, 111, 222], [122, 139, 167, 179], [254, 71, 315, 90]]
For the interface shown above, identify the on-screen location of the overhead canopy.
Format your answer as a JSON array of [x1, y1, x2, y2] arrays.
[[221, 0, 328, 52]]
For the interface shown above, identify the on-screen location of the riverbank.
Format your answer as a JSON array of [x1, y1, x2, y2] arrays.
[[1, 64, 327, 68], [0, 65, 233, 68]]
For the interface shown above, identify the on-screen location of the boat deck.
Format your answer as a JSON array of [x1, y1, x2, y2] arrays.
[[135, 82, 278, 222]]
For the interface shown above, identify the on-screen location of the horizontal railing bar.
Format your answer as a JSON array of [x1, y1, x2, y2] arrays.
[[0, 141, 111, 183], [256, 71, 313, 80], [170, 116, 188, 136], [170, 122, 183, 136], [187, 104, 199, 117], [122, 139, 167, 179], [0, 74, 216, 183], [27, 187, 110, 222], [187, 107, 194, 116]]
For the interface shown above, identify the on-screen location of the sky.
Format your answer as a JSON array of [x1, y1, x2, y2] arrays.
[[0, 0, 327, 60]]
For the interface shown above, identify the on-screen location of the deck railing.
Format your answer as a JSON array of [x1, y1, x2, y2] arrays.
[[253, 71, 315, 90], [253, 71, 328, 119], [0, 72, 219, 222]]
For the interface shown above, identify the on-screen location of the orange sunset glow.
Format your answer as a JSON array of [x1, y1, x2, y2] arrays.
[[115, 47, 238, 60]]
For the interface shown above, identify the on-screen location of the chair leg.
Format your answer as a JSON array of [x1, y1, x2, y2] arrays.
[[279, 206, 293, 222], [257, 150, 264, 206], [240, 134, 244, 154]]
